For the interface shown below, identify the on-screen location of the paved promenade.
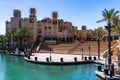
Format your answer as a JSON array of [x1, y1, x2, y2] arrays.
[[27, 53, 83, 62], [24, 53, 99, 65]]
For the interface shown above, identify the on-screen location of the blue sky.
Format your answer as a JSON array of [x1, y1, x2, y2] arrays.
[[0, 0, 120, 35]]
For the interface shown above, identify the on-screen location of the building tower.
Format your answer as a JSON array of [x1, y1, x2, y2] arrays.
[[13, 9, 21, 18], [52, 12, 58, 25], [82, 25, 86, 30], [29, 8, 37, 41], [29, 8, 36, 23], [9, 9, 21, 29], [52, 12, 58, 40]]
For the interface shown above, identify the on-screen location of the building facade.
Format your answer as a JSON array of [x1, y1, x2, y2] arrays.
[[6, 8, 75, 43], [79, 25, 93, 41]]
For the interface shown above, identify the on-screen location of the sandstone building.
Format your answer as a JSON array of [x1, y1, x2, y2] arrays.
[[6, 8, 75, 44]]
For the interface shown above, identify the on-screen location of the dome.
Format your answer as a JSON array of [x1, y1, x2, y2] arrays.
[[41, 17, 51, 20]]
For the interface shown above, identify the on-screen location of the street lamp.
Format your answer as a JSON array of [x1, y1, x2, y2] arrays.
[[81, 48, 83, 60], [88, 45, 91, 57], [49, 48, 52, 61]]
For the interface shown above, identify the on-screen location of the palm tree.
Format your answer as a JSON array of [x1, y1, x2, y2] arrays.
[[5, 31, 12, 51], [92, 27, 105, 60], [16, 28, 23, 51], [111, 20, 120, 69], [22, 27, 33, 52], [16, 27, 32, 53], [97, 8, 119, 68], [0, 35, 7, 51], [26, 28, 33, 49], [8, 28, 17, 52], [0, 35, 4, 50], [73, 27, 79, 40]]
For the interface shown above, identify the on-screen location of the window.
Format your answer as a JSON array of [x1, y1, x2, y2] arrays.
[[53, 20, 57, 25], [38, 31, 41, 33], [38, 35, 41, 37], [30, 19, 34, 23], [48, 27, 51, 29], [44, 27, 47, 29], [41, 20, 47, 23]]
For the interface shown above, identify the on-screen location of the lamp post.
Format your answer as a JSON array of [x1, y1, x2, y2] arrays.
[[88, 45, 91, 57], [105, 55, 107, 68], [81, 48, 83, 60], [49, 48, 52, 61]]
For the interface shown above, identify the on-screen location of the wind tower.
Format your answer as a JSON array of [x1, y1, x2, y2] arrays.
[[29, 8, 37, 41], [52, 12, 58, 40]]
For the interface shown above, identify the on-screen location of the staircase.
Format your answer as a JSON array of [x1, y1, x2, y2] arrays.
[[71, 41, 108, 56], [31, 39, 118, 58], [38, 43, 51, 53], [46, 40, 80, 54], [30, 37, 40, 53]]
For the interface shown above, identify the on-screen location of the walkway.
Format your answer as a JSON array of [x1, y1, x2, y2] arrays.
[[24, 53, 98, 65], [26, 53, 82, 62]]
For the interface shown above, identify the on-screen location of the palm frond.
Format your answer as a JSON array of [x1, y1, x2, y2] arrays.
[[97, 8, 120, 25], [92, 27, 104, 39], [113, 11, 120, 17], [96, 19, 106, 23], [111, 21, 120, 35]]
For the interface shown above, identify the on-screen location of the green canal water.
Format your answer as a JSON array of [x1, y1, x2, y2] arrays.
[[0, 52, 102, 80]]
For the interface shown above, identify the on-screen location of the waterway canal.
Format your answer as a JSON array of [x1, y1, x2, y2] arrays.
[[0, 52, 102, 80]]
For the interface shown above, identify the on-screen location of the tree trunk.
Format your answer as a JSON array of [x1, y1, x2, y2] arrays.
[[7, 39, 10, 51], [118, 56, 120, 69], [18, 37, 22, 51], [98, 39, 100, 59], [118, 36, 120, 68], [9, 37, 11, 52], [13, 36, 15, 50], [1, 40, 3, 50], [12, 36, 15, 53], [108, 21, 111, 69], [119, 35, 120, 53]]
